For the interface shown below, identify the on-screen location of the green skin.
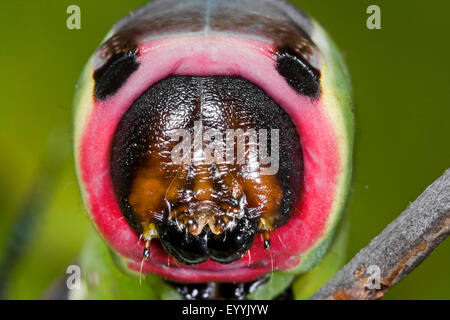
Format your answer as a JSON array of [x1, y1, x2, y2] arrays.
[[71, 20, 354, 300]]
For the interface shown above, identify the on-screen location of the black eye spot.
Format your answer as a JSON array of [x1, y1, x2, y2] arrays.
[[276, 47, 321, 99], [93, 50, 140, 100]]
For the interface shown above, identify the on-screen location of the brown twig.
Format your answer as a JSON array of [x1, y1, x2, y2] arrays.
[[310, 169, 450, 300]]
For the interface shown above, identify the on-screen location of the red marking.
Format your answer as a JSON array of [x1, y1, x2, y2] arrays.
[[78, 35, 338, 282]]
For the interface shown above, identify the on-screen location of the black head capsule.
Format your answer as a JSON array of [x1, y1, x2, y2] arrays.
[[205, 217, 257, 264], [156, 216, 256, 265], [156, 218, 208, 265], [111, 76, 303, 265]]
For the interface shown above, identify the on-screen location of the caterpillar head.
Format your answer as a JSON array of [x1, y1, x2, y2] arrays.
[[73, 0, 353, 283]]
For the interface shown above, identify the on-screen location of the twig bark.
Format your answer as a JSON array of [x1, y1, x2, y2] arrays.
[[310, 169, 450, 300]]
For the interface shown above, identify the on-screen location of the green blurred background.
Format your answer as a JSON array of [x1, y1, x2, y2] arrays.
[[0, 0, 449, 299]]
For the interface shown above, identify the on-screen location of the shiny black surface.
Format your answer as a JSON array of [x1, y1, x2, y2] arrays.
[[276, 47, 321, 98], [111, 76, 303, 265], [93, 50, 140, 100]]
